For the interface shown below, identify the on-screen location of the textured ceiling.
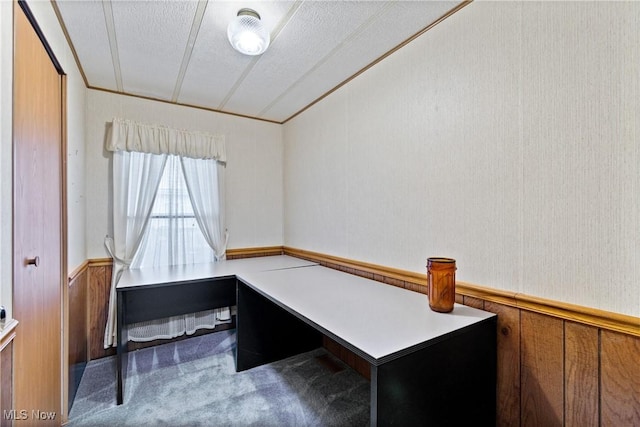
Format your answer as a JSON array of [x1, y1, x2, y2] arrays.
[[54, 0, 465, 123]]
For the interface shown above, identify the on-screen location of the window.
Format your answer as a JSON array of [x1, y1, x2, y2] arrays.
[[104, 119, 227, 347], [133, 155, 214, 268]]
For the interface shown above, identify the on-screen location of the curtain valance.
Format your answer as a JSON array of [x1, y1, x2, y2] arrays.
[[106, 118, 226, 162]]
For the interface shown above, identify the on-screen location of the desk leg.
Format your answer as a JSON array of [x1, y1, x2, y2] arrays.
[[371, 318, 496, 426], [116, 291, 126, 405], [236, 280, 322, 372]]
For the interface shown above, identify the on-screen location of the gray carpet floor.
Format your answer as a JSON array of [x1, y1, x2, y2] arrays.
[[68, 330, 370, 426]]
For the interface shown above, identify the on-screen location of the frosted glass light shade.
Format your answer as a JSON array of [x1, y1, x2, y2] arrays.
[[227, 8, 270, 56]]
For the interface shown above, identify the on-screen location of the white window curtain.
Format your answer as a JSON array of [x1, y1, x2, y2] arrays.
[[180, 156, 228, 260], [107, 117, 226, 160], [126, 155, 230, 341], [103, 151, 168, 347], [104, 118, 227, 348]]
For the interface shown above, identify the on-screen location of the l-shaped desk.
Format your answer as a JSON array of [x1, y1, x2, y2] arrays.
[[116, 255, 496, 426]]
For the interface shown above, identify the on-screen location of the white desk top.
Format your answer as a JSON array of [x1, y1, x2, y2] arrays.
[[117, 255, 318, 290], [238, 265, 495, 364]]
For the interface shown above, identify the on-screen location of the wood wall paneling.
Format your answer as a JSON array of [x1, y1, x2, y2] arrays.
[[68, 268, 88, 410], [69, 270, 88, 364], [88, 265, 115, 360], [463, 295, 484, 309], [600, 330, 640, 426], [322, 336, 370, 380], [484, 302, 520, 427], [564, 322, 599, 427], [520, 311, 564, 427]]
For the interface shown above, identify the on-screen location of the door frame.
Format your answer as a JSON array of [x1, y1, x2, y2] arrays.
[[12, 0, 68, 422]]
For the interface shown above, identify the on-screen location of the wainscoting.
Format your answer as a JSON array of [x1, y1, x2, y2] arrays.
[[74, 246, 639, 426], [284, 247, 640, 427], [1, 320, 17, 427], [68, 263, 88, 410]]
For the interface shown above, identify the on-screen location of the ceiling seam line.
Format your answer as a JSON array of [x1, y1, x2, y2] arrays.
[[171, 0, 209, 103], [217, 0, 304, 111], [101, 0, 123, 92], [217, 61, 259, 111], [258, 1, 395, 117]]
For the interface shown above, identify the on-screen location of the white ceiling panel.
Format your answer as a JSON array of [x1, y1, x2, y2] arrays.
[[177, 1, 295, 112], [55, 0, 467, 123], [111, 0, 198, 99], [221, 1, 390, 117], [54, 0, 117, 89]]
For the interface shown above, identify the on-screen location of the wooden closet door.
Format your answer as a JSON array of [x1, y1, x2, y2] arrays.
[[12, 5, 63, 425]]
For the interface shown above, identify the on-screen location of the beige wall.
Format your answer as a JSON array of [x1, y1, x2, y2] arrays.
[[2, 1, 637, 320], [283, 1, 639, 317], [65, 64, 88, 273], [85, 89, 284, 259], [0, 1, 87, 318]]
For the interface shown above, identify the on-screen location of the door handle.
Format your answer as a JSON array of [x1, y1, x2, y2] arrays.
[[26, 256, 40, 267]]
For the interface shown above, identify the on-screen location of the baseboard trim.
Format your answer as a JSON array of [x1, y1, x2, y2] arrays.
[[0, 319, 18, 352], [68, 259, 89, 283], [87, 258, 113, 268], [84, 246, 285, 270], [226, 246, 284, 258]]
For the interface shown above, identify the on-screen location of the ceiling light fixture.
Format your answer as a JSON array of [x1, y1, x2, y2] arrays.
[[227, 8, 270, 56]]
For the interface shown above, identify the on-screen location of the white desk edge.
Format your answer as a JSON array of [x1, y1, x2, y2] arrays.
[[116, 255, 319, 289], [116, 255, 495, 364], [237, 265, 495, 363]]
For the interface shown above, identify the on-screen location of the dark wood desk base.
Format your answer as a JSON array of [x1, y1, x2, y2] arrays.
[[118, 275, 497, 426], [235, 278, 322, 372], [371, 321, 496, 425], [116, 277, 236, 404], [236, 279, 497, 427]]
